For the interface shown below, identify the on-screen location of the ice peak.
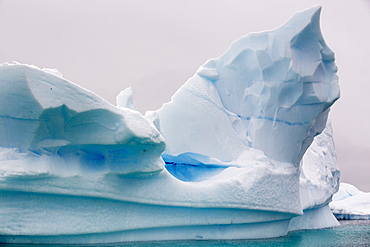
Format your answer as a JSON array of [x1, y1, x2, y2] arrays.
[[116, 87, 139, 111], [158, 4, 339, 166]]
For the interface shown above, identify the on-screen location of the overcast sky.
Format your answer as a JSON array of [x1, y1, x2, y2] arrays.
[[0, 0, 369, 191]]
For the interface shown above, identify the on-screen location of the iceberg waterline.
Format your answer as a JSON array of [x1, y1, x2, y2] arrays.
[[0, 6, 341, 244]]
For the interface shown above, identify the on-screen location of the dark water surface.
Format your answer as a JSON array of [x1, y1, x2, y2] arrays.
[[3, 220, 370, 247]]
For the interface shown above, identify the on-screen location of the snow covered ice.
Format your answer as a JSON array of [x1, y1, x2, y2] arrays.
[[0, 6, 341, 244], [330, 183, 370, 220], [0, 63, 165, 176]]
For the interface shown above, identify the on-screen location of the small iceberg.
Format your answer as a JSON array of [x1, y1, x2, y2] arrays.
[[330, 183, 370, 220]]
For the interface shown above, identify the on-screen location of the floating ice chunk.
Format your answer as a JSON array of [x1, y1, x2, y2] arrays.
[[330, 183, 370, 220]]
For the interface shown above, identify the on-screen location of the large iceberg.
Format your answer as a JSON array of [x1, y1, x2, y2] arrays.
[[330, 183, 370, 220], [0, 6, 340, 244]]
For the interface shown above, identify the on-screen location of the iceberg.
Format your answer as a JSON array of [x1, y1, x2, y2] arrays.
[[330, 183, 370, 220], [0, 6, 340, 244]]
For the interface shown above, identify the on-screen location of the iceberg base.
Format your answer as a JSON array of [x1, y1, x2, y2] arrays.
[[288, 205, 339, 231], [0, 190, 297, 244], [0, 220, 291, 244]]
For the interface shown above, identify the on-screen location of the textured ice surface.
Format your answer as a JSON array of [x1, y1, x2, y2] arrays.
[[288, 120, 340, 231], [299, 120, 340, 210], [156, 4, 339, 230], [157, 6, 339, 167], [330, 183, 370, 220], [0, 63, 165, 176], [0, 6, 340, 244]]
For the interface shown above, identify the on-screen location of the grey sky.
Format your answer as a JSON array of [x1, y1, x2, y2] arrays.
[[0, 0, 369, 190]]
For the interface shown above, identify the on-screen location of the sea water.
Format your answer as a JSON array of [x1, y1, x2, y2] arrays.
[[3, 220, 370, 247]]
